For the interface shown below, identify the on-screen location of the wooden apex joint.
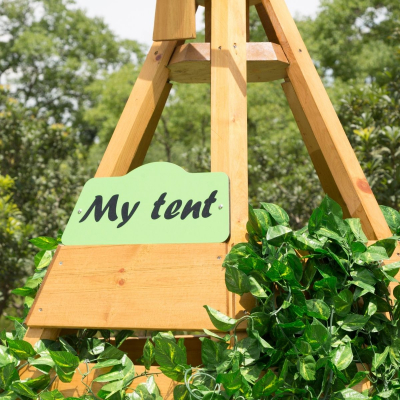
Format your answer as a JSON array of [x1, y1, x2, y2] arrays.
[[168, 42, 289, 83]]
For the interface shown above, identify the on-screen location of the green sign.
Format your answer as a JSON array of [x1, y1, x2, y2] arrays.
[[62, 162, 230, 245]]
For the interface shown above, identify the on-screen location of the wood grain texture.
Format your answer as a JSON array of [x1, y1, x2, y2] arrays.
[[282, 81, 349, 217], [95, 41, 177, 178], [168, 42, 288, 83], [153, 0, 196, 41], [24, 328, 61, 347], [259, 0, 391, 240], [26, 243, 232, 331], [210, 0, 248, 323]]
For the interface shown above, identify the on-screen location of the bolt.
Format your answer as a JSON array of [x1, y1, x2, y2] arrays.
[[78, 209, 82, 214], [39, 308, 43, 312], [299, 49, 302, 52], [155, 51, 159, 55], [59, 261, 63, 266], [218, 46, 222, 50], [233, 43, 237, 48], [218, 204, 224, 210], [217, 256, 222, 260]]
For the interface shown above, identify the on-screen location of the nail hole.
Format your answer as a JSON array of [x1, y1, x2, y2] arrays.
[[299, 49, 302, 52]]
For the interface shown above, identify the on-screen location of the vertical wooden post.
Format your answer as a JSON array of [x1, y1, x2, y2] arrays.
[[205, 0, 211, 42], [211, 0, 249, 319], [258, 0, 391, 240]]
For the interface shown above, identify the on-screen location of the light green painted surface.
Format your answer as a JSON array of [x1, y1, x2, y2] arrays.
[[62, 163, 230, 245]]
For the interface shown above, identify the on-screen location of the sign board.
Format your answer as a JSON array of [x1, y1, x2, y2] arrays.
[[62, 163, 230, 245]]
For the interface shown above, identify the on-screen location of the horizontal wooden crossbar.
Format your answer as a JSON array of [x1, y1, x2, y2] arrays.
[[168, 42, 289, 83], [196, 0, 261, 5], [25, 243, 254, 331]]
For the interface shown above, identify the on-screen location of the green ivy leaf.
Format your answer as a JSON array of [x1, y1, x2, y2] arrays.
[[6, 340, 36, 360], [216, 370, 242, 396], [260, 203, 290, 226], [225, 266, 250, 295], [334, 290, 353, 317], [266, 225, 293, 246], [252, 370, 280, 398], [305, 299, 331, 320], [380, 205, 400, 235], [334, 388, 368, 399], [338, 315, 370, 332], [298, 355, 316, 381], [0, 364, 19, 389], [29, 237, 58, 250], [331, 344, 353, 370], [10, 382, 37, 399], [372, 346, 390, 371], [203, 306, 238, 332]]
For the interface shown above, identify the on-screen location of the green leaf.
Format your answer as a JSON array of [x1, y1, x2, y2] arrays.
[[114, 330, 133, 348], [334, 290, 353, 317], [6, 340, 36, 359], [29, 236, 58, 250], [225, 266, 250, 295], [345, 219, 368, 243], [298, 355, 316, 381], [203, 306, 237, 332], [303, 319, 330, 352], [331, 344, 353, 370], [92, 359, 122, 369], [266, 225, 293, 246], [34, 250, 54, 270], [10, 382, 37, 399], [372, 346, 389, 371], [252, 370, 280, 398], [347, 371, 369, 388], [338, 314, 370, 332], [201, 338, 228, 368], [0, 364, 19, 389], [249, 205, 271, 237], [260, 203, 290, 226], [248, 276, 268, 298], [24, 374, 51, 390], [173, 385, 191, 400], [380, 205, 400, 234], [305, 299, 331, 320], [334, 388, 368, 399], [40, 390, 65, 400], [241, 364, 263, 384], [143, 339, 155, 370], [216, 370, 242, 396], [154, 336, 186, 369], [49, 351, 80, 383]]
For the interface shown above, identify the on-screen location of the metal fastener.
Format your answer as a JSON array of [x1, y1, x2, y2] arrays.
[[78, 209, 82, 214], [218, 46, 222, 50], [217, 256, 222, 260], [59, 261, 63, 265], [299, 49, 302, 52], [233, 43, 237, 48], [218, 204, 223, 210], [39, 308, 43, 312]]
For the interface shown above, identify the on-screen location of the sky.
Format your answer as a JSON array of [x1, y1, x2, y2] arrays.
[[73, 0, 321, 45]]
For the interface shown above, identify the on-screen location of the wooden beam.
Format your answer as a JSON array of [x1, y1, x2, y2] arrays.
[[153, 0, 196, 41], [282, 81, 349, 217], [258, 0, 391, 240], [26, 243, 233, 331], [205, 0, 211, 42], [255, 2, 279, 43], [95, 41, 177, 178], [168, 42, 288, 83], [197, 0, 261, 5]]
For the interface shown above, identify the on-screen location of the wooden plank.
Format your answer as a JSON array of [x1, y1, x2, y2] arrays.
[[20, 364, 177, 399], [258, 0, 391, 240], [153, 0, 196, 42], [95, 41, 177, 178], [255, 2, 279, 43], [282, 81, 349, 217], [168, 42, 288, 83], [211, 0, 248, 322], [26, 243, 232, 331]]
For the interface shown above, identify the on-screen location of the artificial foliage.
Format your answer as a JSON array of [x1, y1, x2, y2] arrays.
[[2, 197, 400, 399]]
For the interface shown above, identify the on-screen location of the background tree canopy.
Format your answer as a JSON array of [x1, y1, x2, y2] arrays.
[[0, 0, 399, 327]]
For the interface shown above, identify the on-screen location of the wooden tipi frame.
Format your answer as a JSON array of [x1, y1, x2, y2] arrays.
[[21, 0, 400, 397]]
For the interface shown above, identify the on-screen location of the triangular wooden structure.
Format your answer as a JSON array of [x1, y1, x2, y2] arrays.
[[21, 0, 399, 397]]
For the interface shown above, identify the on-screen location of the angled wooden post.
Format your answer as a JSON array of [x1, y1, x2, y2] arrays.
[[257, 0, 391, 240]]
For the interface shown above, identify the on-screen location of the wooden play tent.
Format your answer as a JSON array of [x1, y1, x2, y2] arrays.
[[21, 0, 400, 397]]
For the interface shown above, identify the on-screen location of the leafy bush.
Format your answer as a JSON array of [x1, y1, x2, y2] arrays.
[[2, 197, 400, 399]]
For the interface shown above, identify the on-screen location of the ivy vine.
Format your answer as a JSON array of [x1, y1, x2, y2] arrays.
[[2, 197, 400, 400]]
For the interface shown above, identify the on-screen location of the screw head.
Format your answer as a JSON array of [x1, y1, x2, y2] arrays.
[[59, 261, 63, 265], [218, 204, 224, 210], [217, 256, 222, 260], [39, 308, 43, 312], [78, 209, 82, 214]]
